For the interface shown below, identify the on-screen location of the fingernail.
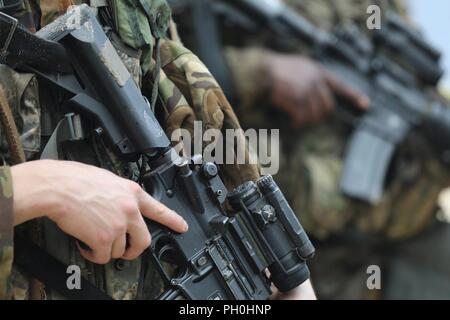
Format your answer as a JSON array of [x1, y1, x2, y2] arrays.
[[360, 97, 370, 108], [182, 220, 189, 232]]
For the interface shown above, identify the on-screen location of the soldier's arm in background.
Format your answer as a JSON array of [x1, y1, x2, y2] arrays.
[[224, 47, 369, 128], [220, 0, 395, 128]]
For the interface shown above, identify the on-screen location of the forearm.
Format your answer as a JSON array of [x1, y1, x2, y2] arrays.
[[287, 280, 317, 300], [11, 161, 61, 226], [0, 161, 57, 299], [224, 47, 273, 111]]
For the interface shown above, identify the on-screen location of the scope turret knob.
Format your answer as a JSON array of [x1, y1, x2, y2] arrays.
[[202, 162, 218, 179]]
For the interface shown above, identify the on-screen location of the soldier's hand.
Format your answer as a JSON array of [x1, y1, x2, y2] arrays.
[[271, 280, 317, 300], [266, 53, 370, 127], [12, 160, 188, 264]]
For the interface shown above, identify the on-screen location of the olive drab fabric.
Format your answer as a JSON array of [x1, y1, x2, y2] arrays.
[[108, 0, 172, 75], [0, 0, 258, 299]]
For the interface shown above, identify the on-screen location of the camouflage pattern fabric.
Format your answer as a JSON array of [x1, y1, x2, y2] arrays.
[[0, 65, 41, 162], [0, 70, 40, 300], [39, 0, 77, 27], [156, 39, 260, 190], [0, 64, 40, 299], [0, 165, 13, 299], [38, 0, 172, 76]]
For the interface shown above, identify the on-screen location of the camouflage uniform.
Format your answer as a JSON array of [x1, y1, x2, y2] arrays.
[[0, 166, 13, 298], [222, 0, 450, 298], [0, 0, 258, 300]]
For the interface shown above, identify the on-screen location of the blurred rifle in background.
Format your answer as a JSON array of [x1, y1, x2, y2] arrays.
[[170, 0, 450, 204]]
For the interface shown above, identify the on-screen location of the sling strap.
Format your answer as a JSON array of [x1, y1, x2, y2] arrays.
[[40, 113, 85, 160], [14, 234, 113, 300], [0, 85, 25, 164]]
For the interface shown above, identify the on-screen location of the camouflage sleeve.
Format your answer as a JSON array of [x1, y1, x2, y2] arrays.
[[153, 39, 260, 189], [0, 165, 14, 299], [223, 47, 272, 112]]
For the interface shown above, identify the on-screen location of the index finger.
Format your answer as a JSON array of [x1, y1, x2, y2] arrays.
[[324, 70, 370, 110], [138, 191, 188, 233]]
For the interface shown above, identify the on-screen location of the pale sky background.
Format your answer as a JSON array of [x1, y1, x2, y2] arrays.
[[408, 0, 450, 91]]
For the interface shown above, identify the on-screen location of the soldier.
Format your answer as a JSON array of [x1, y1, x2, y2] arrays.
[[171, 0, 450, 299], [0, 0, 314, 300]]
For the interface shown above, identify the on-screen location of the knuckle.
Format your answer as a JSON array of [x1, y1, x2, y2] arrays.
[[154, 208, 164, 217], [135, 240, 151, 255], [130, 233, 151, 257], [113, 220, 127, 234], [95, 255, 111, 265], [153, 205, 168, 217], [126, 180, 142, 196], [122, 251, 139, 261], [143, 232, 152, 248], [111, 251, 123, 259], [119, 199, 139, 217], [96, 230, 113, 246]]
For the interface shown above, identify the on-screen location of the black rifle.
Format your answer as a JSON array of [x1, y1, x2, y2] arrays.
[[0, 5, 314, 299], [188, 0, 450, 204]]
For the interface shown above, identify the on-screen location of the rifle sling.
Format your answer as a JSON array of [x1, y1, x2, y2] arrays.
[[14, 234, 113, 300]]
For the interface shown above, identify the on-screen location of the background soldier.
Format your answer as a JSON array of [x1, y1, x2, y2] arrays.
[[170, 0, 450, 299]]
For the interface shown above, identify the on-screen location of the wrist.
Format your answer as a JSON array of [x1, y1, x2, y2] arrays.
[[272, 279, 317, 300], [12, 160, 66, 225], [292, 280, 317, 300]]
